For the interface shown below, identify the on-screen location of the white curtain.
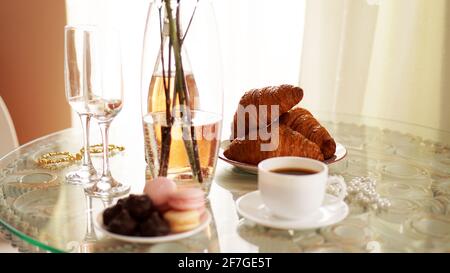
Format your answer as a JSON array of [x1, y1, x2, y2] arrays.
[[300, 0, 450, 134], [66, 0, 450, 137]]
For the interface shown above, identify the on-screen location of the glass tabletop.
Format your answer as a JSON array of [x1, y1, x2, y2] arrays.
[[1, 112, 450, 253]]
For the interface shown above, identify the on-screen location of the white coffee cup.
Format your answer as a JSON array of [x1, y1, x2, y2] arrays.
[[258, 157, 347, 220]]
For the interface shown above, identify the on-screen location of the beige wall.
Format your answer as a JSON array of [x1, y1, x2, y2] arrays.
[[0, 0, 70, 144]]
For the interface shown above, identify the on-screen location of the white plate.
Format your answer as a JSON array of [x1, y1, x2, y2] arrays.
[[236, 191, 349, 230], [95, 210, 212, 244], [219, 141, 347, 174]]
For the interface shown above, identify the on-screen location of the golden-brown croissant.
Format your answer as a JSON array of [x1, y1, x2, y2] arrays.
[[280, 107, 336, 159], [231, 85, 303, 139], [224, 124, 324, 165]]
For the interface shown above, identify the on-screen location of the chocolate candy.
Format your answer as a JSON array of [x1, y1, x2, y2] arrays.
[[103, 194, 171, 237], [103, 202, 123, 226], [124, 194, 153, 221], [117, 198, 126, 207], [106, 210, 138, 236], [139, 212, 170, 236]]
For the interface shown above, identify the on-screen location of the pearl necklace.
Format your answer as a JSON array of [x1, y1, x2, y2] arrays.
[[328, 176, 391, 212]]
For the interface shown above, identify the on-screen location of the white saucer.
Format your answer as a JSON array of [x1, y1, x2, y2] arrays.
[[236, 191, 349, 230], [95, 211, 211, 244]]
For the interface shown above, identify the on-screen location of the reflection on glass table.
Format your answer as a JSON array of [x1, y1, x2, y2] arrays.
[[0, 113, 450, 253]]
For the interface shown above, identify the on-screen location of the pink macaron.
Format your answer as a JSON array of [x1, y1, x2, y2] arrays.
[[143, 177, 177, 206], [168, 188, 205, 211]]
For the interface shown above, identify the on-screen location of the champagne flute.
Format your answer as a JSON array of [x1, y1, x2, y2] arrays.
[[84, 28, 130, 198], [64, 25, 98, 184]]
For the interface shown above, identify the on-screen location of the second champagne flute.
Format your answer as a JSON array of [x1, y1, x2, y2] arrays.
[[64, 25, 98, 184], [84, 28, 130, 198]]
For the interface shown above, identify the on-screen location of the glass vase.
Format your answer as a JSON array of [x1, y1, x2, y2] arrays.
[[141, 0, 223, 194]]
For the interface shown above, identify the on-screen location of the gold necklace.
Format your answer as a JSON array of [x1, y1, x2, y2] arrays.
[[37, 145, 125, 170], [79, 144, 125, 155], [37, 152, 82, 169]]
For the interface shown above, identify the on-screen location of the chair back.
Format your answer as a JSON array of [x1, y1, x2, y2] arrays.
[[0, 96, 19, 158]]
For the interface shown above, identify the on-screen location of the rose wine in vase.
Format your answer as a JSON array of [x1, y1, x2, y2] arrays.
[[143, 45, 221, 188], [147, 72, 199, 112], [143, 110, 222, 186]]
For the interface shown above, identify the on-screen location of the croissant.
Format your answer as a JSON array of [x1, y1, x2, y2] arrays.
[[231, 85, 303, 139], [224, 124, 324, 165], [280, 107, 336, 159]]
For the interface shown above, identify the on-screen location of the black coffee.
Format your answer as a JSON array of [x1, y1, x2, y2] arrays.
[[271, 168, 318, 175]]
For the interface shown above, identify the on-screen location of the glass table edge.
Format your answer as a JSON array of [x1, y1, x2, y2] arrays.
[[0, 128, 74, 253], [0, 218, 64, 253]]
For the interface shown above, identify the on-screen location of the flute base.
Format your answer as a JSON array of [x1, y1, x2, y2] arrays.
[[65, 164, 98, 185], [84, 175, 130, 199]]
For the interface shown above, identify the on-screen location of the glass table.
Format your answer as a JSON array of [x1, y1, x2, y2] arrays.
[[1, 113, 450, 253]]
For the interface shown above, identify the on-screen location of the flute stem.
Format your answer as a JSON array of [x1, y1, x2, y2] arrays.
[[98, 122, 111, 178], [80, 114, 93, 167]]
